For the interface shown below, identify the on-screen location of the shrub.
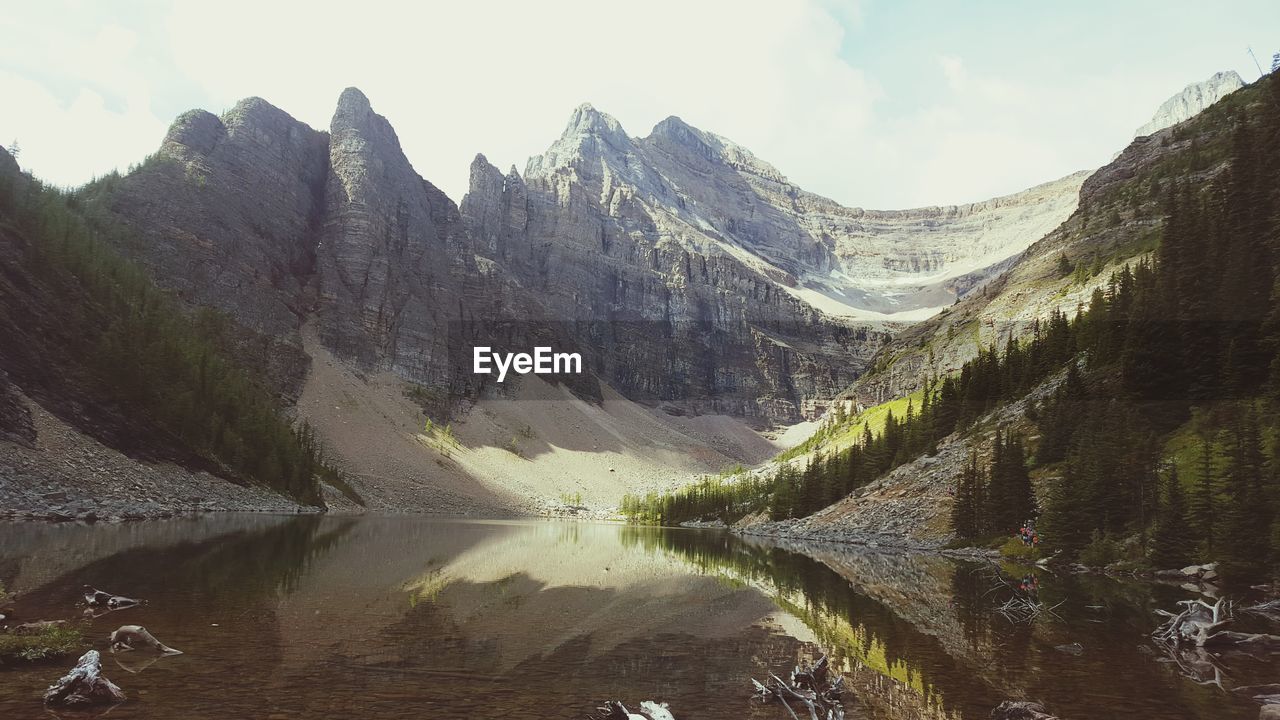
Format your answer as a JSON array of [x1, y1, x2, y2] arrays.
[[1079, 531, 1123, 568], [0, 624, 84, 664]]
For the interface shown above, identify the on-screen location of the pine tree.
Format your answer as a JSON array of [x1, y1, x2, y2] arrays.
[[1190, 436, 1218, 555], [951, 452, 984, 540], [985, 428, 1035, 535], [1151, 467, 1197, 568], [1219, 408, 1270, 582]]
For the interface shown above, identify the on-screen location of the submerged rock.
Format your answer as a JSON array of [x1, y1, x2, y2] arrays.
[[43, 650, 126, 707]]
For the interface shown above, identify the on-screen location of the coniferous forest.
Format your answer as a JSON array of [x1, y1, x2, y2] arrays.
[[0, 163, 339, 506], [625, 71, 1280, 586]]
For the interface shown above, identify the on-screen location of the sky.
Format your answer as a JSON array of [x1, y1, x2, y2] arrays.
[[1, 0, 1278, 209]]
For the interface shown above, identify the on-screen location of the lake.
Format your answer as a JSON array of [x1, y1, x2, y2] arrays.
[[0, 515, 1273, 719]]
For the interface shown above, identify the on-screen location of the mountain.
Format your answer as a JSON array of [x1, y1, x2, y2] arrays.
[[3, 71, 1235, 518], [85, 92, 1090, 427], [721, 71, 1272, 551], [844, 70, 1252, 408], [461, 104, 1090, 418], [1135, 70, 1244, 137], [467, 104, 1085, 322]]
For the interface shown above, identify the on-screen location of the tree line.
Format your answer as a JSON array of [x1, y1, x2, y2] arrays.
[[0, 161, 339, 505]]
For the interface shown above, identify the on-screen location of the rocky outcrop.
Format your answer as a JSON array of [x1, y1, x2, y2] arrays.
[[98, 97, 329, 399], [312, 90, 597, 411], [104, 97, 329, 336], [1135, 70, 1244, 137], [315, 87, 476, 377]]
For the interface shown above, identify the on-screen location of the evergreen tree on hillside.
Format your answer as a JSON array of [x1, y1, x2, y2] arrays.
[[1219, 408, 1270, 581], [987, 431, 1035, 535], [1190, 436, 1218, 555], [1151, 467, 1196, 568], [951, 452, 985, 540]]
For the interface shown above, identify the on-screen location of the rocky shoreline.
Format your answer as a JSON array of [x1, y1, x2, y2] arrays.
[[0, 394, 319, 523]]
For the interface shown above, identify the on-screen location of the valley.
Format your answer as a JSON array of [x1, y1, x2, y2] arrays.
[[2, 9, 1280, 712]]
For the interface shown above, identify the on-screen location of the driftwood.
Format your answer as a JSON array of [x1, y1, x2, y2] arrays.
[[1153, 597, 1233, 647], [587, 700, 676, 719], [1153, 597, 1280, 651], [990, 701, 1058, 720], [11, 619, 67, 635], [751, 655, 844, 720], [1244, 599, 1280, 622], [110, 625, 181, 655], [1157, 644, 1228, 689], [82, 586, 143, 610], [43, 650, 126, 707], [1235, 684, 1280, 706], [996, 596, 1065, 624], [980, 562, 1061, 624]]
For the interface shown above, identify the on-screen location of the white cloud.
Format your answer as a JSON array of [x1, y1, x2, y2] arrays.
[[0, 70, 167, 188], [1, 1, 1274, 209]]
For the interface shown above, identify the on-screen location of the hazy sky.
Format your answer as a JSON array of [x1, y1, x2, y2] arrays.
[[2, 0, 1277, 208]]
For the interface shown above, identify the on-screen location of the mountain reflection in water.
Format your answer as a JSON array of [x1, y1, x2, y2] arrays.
[[0, 516, 1271, 719]]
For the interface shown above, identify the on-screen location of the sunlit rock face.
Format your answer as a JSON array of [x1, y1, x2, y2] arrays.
[[463, 105, 1086, 418], [470, 104, 1084, 321], [1134, 70, 1244, 137]]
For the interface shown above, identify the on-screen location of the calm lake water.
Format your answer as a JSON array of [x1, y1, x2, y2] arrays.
[[0, 515, 1274, 719]]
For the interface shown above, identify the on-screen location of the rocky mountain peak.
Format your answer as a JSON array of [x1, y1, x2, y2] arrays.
[[330, 87, 407, 160], [160, 109, 225, 158], [1135, 70, 1244, 136], [563, 102, 626, 138], [527, 103, 635, 179], [221, 96, 309, 133], [335, 86, 374, 116], [647, 115, 720, 159], [646, 116, 788, 184]]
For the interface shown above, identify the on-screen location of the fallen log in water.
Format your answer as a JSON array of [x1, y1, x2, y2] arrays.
[[587, 700, 675, 719], [751, 654, 845, 720], [82, 585, 143, 610], [43, 650, 125, 707], [1153, 597, 1280, 650], [110, 625, 182, 655]]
